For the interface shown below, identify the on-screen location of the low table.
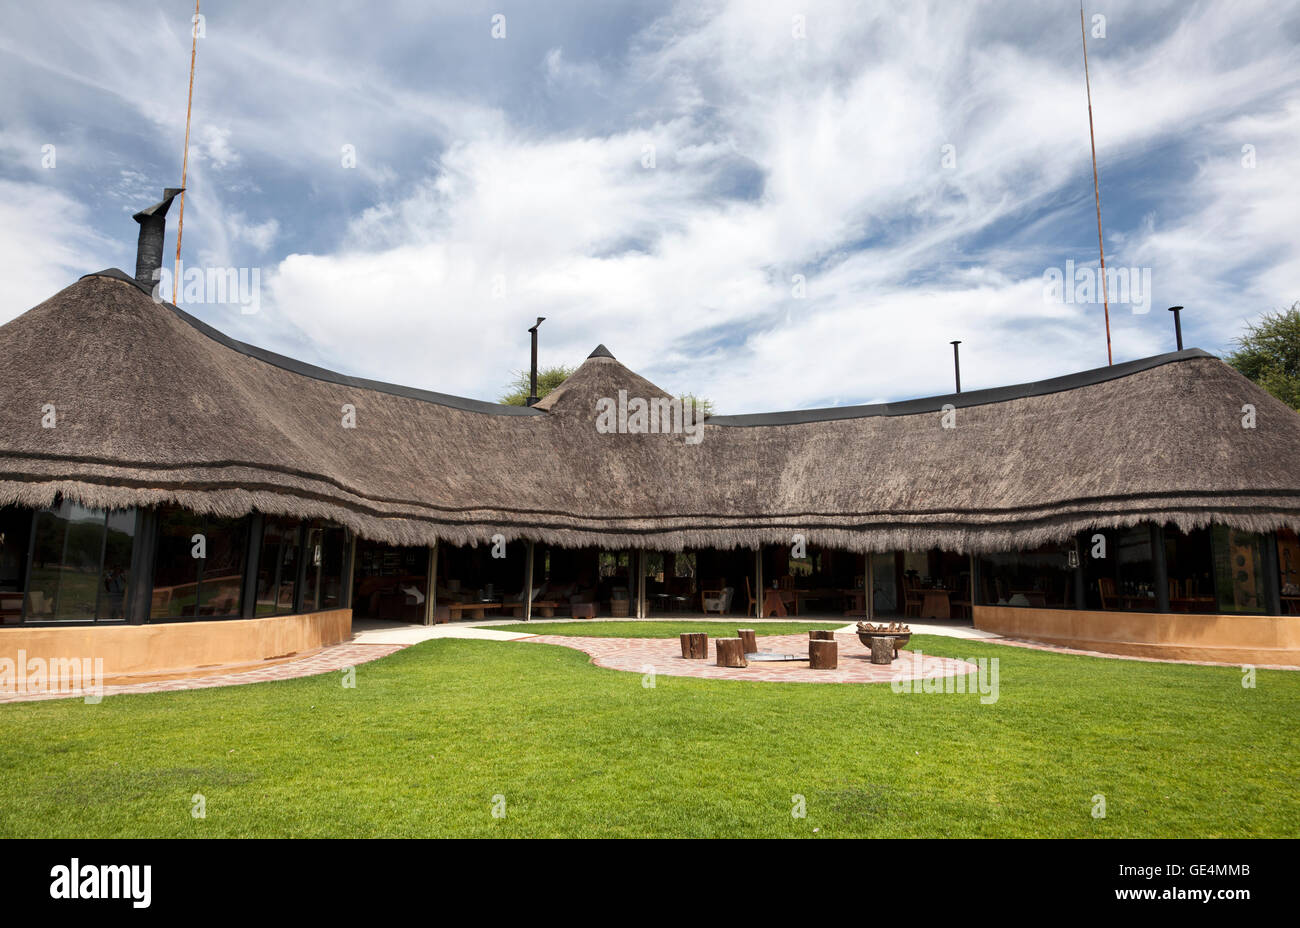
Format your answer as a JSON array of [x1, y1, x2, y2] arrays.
[[746, 651, 802, 662]]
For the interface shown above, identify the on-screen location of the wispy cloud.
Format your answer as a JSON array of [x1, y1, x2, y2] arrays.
[[1, 0, 1297, 412]]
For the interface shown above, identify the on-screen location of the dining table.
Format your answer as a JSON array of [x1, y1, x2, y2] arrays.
[[762, 589, 793, 617], [919, 589, 951, 619], [1010, 590, 1049, 608], [840, 589, 866, 616], [1170, 595, 1216, 613]]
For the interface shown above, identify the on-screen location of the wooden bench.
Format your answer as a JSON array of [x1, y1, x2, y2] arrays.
[[435, 602, 504, 622], [510, 600, 561, 618]]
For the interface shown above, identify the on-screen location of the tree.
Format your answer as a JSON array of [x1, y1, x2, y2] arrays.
[[500, 365, 715, 415], [500, 365, 577, 406], [1227, 302, 1300, 410], [677, 392, 715, 418]]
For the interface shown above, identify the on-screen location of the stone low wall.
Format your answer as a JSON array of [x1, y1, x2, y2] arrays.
[[0, 609, 352, 684], [974, 605, 1300, 667]]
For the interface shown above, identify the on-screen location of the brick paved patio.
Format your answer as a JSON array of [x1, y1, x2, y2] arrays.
[[0, 642, 403, 704], [524, 631, 977, 684]]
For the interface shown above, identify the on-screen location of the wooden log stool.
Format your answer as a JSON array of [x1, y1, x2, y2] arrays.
[[809, 629, 835, 640], [737, 628, 757, 652], [809, 638, 838, 669], [715, 637, 748, 668], [679, 632, 708, 660], [869, 636, 894, 665]]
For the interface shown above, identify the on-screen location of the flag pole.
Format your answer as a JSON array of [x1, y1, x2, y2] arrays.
[[1081, 5, 1111, 365], [173, 0, 200, 304]]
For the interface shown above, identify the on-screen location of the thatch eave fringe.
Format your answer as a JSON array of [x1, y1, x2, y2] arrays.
[[6, 479, 1299, 556]]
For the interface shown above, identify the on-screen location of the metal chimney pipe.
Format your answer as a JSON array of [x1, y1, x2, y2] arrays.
[[950, 340, 962, 393], [526, 317, 546, 406], [132, 187, 184, 291], [1167, 306, 1184, 351]]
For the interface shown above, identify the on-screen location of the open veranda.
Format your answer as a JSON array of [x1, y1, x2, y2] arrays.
[[1, 621, 1296, 838]]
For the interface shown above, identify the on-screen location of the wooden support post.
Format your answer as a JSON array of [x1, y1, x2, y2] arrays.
[[423, 543, 437, 626], [427, 539, 437, 624], [524, 539, 534, 622], [1151, 523, 1170, 614], [293, 522, 311, 615], [1073, 535, 1087, 610], [715, 637, 748, 667], [869, 637, 894, 665], [866, 551, 874, 622], [637, 550, 647, 619], [1264, 531, 1283, 616], [342, 531, 357, 612], [809, 638, 838, 669], [127, 507, 158, 624], [754, 546, 763, 619], [737, 628, 757, 652], [680, 632, 708, 659]]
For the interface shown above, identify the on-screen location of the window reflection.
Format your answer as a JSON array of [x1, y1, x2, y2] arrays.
[[150, 508, 248, 620], [256, 518, 301, 616], [25, 501, 134, 623]]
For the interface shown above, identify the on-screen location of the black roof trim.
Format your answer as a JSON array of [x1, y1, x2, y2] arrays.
[[587, 344, 615, 359], [707, 348, 1219, 426], [83, 269, 544, 417], [82, 269, 1218, 426]]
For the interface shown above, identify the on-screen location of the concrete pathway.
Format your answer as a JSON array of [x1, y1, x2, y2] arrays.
[[350, 620, 533, 645]]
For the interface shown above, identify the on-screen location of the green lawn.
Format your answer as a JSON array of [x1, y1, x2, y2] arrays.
[[1, 625, 1296, 837]]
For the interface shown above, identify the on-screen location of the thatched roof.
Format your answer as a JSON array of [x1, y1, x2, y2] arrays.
[[2, 269, 1299, 553]]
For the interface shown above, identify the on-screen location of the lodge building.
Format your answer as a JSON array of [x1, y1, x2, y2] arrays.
[[2, 190, 1299, 680]]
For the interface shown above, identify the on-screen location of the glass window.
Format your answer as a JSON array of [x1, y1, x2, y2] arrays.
[[1164, 526, 1215, 614], [1081, 526, 1156, 611], [978, 542, 1075, 609], [318, 526, 348, 610], [293, 522, 349, 612], [151, 509, 248, 620], [195, 518, 248, 617], [255, 518, 301, 616], [97, 509, 136, 621], [0, 507, 34, 624], [1279, 529, 1300, 614], [151, 509, 204, 619], [25, 501, 134, 623], [352, 540, 428, 621], [1212, 526, 1266, 614]]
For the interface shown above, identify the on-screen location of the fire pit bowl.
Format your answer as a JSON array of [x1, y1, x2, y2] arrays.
[[856, 623, 912, 657]]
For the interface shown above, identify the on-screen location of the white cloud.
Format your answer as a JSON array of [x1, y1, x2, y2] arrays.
[[0, 180, 120, 321], [198, 125, 239, 170], [3, 0, 1298, 413]]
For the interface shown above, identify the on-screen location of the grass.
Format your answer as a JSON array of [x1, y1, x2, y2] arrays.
[[1, 625, 1296, 837]]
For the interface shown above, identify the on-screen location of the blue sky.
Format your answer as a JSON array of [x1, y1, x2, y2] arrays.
[[1, 0, 1297, 413]]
